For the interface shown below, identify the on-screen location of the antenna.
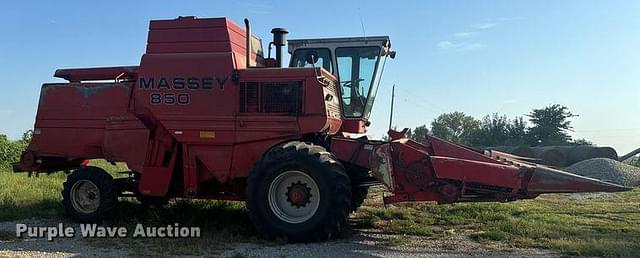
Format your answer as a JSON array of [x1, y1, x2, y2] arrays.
[[357, 8, 366, 39], [388, 84, 395, 131]]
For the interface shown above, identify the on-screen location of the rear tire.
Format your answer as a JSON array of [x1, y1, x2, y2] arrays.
[[62, 166, 117, 222], [246, 141, 352, 243]]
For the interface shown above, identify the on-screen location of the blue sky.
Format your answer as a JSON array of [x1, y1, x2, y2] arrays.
[[0, 1, 638, 153]]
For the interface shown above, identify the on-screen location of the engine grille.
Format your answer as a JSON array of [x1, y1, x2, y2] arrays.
[[262, 82, 302, 113], [240, 81, 302, 114], [239, 82, 259, 112]]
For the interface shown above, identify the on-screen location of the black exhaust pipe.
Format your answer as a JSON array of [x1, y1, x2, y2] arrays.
[[270, 28, 288, 67], [244, 18, 252, 68]]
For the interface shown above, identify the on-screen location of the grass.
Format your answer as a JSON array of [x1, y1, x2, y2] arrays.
[[353, 187, 640, 257], [1, 162, 639, 257], [0, 160, 127, 221], [0, 160, 257, 256]]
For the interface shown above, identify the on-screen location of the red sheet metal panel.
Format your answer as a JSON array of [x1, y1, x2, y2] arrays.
[[427, 135, 502, 165], [145, 16, 263, 68], [29, 82, 133, 159], [430, 156, 523, 189], [103, 115, 149, 172], [54, 66, 138, 82]]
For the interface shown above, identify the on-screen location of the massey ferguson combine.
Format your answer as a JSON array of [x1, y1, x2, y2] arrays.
[[14, 16, 630, 242]]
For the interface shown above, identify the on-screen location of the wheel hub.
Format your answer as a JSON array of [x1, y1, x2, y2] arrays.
[[268, 170, 320, 224], [70, 179, 101, 214], [286, 182, 312, 208]]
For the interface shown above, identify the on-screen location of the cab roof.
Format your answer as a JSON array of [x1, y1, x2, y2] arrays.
[[287, 36, 390, 54]]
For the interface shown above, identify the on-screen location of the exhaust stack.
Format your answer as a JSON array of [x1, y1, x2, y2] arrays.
[[244, 18, 252, 68], [270, 28, 289, 67]]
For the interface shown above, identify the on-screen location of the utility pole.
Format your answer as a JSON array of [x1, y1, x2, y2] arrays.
[[388, 84, 395, 131]]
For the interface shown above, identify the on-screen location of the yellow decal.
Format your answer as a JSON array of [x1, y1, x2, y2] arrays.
[[199, 131, 216, 138]]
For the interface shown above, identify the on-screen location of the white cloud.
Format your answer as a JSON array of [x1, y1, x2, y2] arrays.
[[437, 41, 456, 49], [471, 22, 498, 30], [437, 41, 486, 52], [437, 17, 519, 52], [452, 31, 477, 38]]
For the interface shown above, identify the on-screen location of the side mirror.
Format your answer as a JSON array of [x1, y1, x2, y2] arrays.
[[305, 51, 319, 65], [388, 50, 397, 59]]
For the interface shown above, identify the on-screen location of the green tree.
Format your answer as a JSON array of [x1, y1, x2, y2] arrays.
[[504, 116, 528, 146], [0, 134, 11, 165], [469, 114, 528, 147], [470, 113, 508, 147], [0, 130, 32, 169], [0, 134, 25, 169], [526, 104, 577, 146], [430, 112, 480, 145], [406, 125, 429, 144], [21, 129, 33, 144]]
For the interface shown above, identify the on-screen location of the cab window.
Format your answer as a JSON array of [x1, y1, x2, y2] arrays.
[[290, 48, 333, 72], [336, 46, 381, 118]]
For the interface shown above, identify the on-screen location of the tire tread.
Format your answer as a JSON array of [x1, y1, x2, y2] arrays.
[[246, 141, 351, 242]]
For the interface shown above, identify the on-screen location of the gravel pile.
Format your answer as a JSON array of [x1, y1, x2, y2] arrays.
[[489, 146, 618, 167], [564, 158, 640, 187]]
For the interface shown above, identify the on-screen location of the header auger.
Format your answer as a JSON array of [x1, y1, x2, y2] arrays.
[[14, 16, 629, 243]]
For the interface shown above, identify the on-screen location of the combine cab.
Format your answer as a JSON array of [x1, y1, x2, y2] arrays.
[[14, 16, 629, 243]]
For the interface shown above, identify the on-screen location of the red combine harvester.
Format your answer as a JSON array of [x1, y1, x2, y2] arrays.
[[14, 16, 629, 242]]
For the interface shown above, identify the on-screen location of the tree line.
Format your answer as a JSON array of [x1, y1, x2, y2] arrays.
[[0, 131, 31, 169], [400, 104, 592, 147]]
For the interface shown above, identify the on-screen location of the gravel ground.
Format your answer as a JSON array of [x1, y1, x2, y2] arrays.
[[0, 219, 559, 258], [218, 230, 558, 258], [564, 158, 640, 187], [0, 219, 127, 258]]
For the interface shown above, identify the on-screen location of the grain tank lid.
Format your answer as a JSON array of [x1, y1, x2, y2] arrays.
[[54, 66, 138, 82], [149, 16, 233, 29]]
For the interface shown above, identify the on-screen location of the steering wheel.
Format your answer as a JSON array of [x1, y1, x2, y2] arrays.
[[340, 79, 367, 108], [340, 78, 365, 87]]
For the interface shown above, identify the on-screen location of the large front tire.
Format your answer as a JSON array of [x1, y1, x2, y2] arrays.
[[246, 141, 352, 243], [62, 166, 117, 222]]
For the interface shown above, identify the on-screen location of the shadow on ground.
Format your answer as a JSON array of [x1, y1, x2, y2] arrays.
[[0, 199, 425, 257]]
